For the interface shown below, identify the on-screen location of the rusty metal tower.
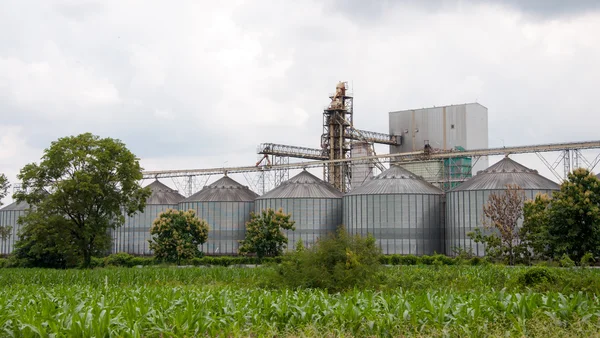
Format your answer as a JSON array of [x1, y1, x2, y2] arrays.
[[321, 82, 353, 192]]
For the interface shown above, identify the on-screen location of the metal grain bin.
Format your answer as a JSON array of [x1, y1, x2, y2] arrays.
[[255, 170, 343, 251], [344, 165, 444, 255], [179, 175, 258, 255], [446, 157, 560, 256], [0, 201, 28, 255], [112, 180, 184, 255]]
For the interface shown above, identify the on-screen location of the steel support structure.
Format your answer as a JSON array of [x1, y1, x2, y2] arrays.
[[143, 140, 600, 192], [321, 83, 353, 192]]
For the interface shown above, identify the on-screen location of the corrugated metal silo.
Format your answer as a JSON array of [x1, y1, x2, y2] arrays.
[[179, 175, 258, 255], [0, 201, 29, 256], [446, 157, 560, 256], [255, 170, 343, 251], [344, 165, 444, 255], [112, 180, 184, 255]]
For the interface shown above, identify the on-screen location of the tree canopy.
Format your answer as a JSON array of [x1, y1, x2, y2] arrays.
[[14, 133, 151, 267], [148, 208, 209, 265], [239, 208, 295, 259], [544, 168, 600, 262], [0, 173, 10, 241], [0, 173, 8, 207]]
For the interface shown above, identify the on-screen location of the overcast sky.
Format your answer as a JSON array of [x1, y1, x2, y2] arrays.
[[1, 0, 600, 203]]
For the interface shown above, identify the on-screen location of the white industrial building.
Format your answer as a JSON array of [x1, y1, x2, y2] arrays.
[[389, 103, 489, 187]]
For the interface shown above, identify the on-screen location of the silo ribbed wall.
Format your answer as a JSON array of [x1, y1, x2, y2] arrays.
[[445, 189, 555, 256], [343, 194, 443, 255], [254, 198, 342, 251], [0, 209, 25, 256], [112, 204, 178, 255], [179, 201, 254, 255]]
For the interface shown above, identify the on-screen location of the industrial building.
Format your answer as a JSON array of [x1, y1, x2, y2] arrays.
[[179, 175, 258, 255], [445, 157, 560, 256], [112, 180, 185, 255], [344, 165, 444, 255], [0, 201, 28, 256], [255, 170, 343, 251], [389, 103, 489, 188], [3, 82, 598, 259]]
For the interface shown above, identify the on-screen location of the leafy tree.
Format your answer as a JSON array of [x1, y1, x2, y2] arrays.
[[13, 213, 94, 268], [149, 209, 209, 265], [0, 173, 8, 207], [520, 193, 553, 261], [0, 173, 10, 241], [544, 168, 600, 262], [14, 133, 151, 268], [239, 208, 295, 259], [468, 184, 526, 265]]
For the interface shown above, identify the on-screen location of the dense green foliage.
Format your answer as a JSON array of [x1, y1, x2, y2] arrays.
[[0, 173, 10, 241], [239, 208, 295, 259], [0, 173, 8, 207], [544, 168, 600, 261], [276, 230, 382, 292], [1, 266, 600, 336], [148, 209, 209, 265], [14, 133, 151, 268], [13, 214, 85, 268]]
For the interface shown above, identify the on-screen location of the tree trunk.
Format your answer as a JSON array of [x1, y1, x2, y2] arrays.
[[82, 246, 92, 268]]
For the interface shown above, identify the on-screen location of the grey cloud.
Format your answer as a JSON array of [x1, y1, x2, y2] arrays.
[[327, 0, 600, 21]]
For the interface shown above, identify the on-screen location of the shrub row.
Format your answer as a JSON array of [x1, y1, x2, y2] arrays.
[[89, 253, 283, 268], [378, 254, 486, 266]]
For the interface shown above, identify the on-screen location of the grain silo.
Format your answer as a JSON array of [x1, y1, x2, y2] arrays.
[[255, 170, 343, 251], [112, 180, 184, 255], [179, 175, 258, 255], [344, 165, 444, 255], [0, 201, 29, 256], [446, 156, 560, 256]]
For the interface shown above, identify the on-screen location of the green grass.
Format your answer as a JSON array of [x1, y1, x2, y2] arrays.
[[2, 266, 600, 337]]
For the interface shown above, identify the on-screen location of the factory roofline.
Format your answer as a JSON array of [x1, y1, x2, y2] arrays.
[[389, 102, 487, 113], [346, 165, 443, 195], [450, 157, 559, 191], [182, 176, 259, 202], [258, 170, 343, 199]]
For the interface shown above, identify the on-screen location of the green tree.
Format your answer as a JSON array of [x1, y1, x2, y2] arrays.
[[13, 213, 89, 268], [239, 208, 295, 259], [544, 168, 600, 262], [149, 209, 209, 265], [520, 193, 553, 261], [14, 133, 151, 268], [0, 173, 10, 241], [0, 173, 8, 206], [468, 184, 526, 265]]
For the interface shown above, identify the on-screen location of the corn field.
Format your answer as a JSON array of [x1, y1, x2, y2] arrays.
[[1, 267, 600, 337]]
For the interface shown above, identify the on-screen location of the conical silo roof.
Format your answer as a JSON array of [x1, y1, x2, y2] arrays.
[[346, 165, 443, 195], [145, 180, 185, 204], [183, 176, 258, 202], [451, 157, 559, 191], [258, 170, 343, 199], [0, 200, 29, 211]]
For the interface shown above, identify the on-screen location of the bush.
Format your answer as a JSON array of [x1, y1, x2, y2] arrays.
[[104, 252, 135, 267], [0, 258, 7, 268], [90, 257, 105, 268], [559, 254, 575, 268], [517, 267, 557, 287], [580, 252, 595, 267], [275, 228, 383, 292]]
